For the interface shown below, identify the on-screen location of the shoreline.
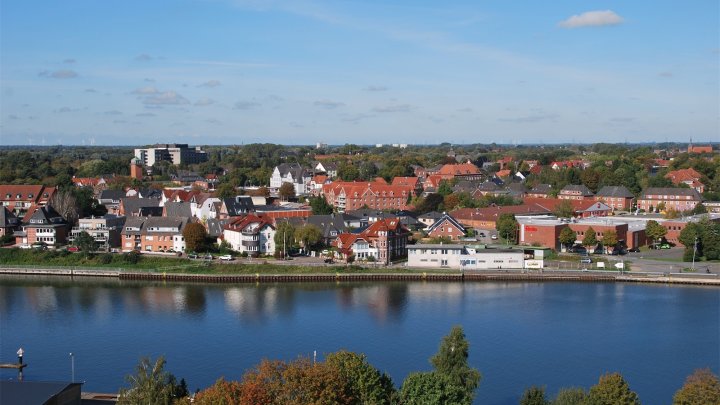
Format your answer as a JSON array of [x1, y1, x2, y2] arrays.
[[1, 266, 718, 286]]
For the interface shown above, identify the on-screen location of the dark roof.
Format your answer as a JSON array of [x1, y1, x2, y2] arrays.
[[276, 163, 307, 180], [560, 184, 594, 196], [596, 186, 634, 198], [477, 181, 499, 192], [25, 206, 67, 226], [172, 170, 203, 183], [222, 196, 255, 216], [138, 206, 164, 217], [98, 189, 125, 202], [206, 218, 230, 237], [427, 214, 466, 234], [306, 214, 348, 239], [0, 206, 20, 227], [418, 211, 444, 220], [505, 183, 528, 193], [137, 188, 163, 199], [122, 216, 146, 234], [641, 187, 702, 199], [144, 216, 189, 232], [0, 381, 81, 405], [164, 201, 192, 218], [121, 198, 160, 215], [529, 184, 553, 194]]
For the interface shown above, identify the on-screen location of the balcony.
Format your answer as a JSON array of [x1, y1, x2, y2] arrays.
[[242, 239, 260, 248]]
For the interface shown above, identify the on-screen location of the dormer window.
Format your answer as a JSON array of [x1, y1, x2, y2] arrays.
[[16, 194, 21, 199], [28, 194, 33, 198]]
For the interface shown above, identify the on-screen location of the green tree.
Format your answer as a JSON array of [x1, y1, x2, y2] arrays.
[[183, 222, 208, 253], [295, 224, 323, 253], [552, 387, 586, 405], [582, 227, 597, 250], [700, 220, 720, 261], [216, 183, 237, 199], [400, 372, 467, 405], [672, 368, 720, 405], [274, 221, 296, 257], [602, 230, 618, 253], [416, 193, 444, 214], [438, 180, 453, 196], [325, 350, 396, 405], [429, 325, 481, 402], [585, 372, 640, 405], [520, 386, 549, 405], [278, 182, 296, 200], [117, 356, 186, 405], [309, 196, 334, 215], [554, 200, 575, 218], [74, 231, 97, 257], [338, 163, 360, 181], [645, 220, 667, 245], [559, 227, 577, 251], [496, 213, 518, 244]]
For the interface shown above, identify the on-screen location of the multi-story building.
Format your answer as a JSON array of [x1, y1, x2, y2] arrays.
[[0, 185, 56, 215], [558, 185, 594, 201], [14, 206, 68, 247], [121, 217, 145, 251], [140, 216, 189, 253], [426, 213, 466, 240], [637, 187, 702, 213], [594, 186, 634, 211], [134, 144, 207, 166], [665, 168, 705, 193], [270, 163, 311, 195], [408, 244, 526, 269], [322, 181, 414, 212], [333, 218, 410, 264], [0, 207, 20, 237], [222, 214, 275, 256], [69, 215, 126, 251]]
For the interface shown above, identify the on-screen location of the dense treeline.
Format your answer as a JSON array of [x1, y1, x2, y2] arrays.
[[117, 325, 719, 404], [1, 143, 718, 202]]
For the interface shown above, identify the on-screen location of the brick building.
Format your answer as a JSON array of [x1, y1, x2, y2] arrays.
[[426, 214, 466, 240], [594, 186, 634, 211], [322, 181, 414, 212], [14, 206, 68, 247], [0, 185, 56, 215], [558, 185, 594, 201], [333, 218, 410, 264], [637, 188, 702, 213]]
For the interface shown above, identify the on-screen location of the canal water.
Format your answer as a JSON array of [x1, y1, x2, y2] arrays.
[[0, 276, 717, 404]]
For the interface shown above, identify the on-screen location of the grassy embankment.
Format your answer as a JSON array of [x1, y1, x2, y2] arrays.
[[0, 248, 436, 275]]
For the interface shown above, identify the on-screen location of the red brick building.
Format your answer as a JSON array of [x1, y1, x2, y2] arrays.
[[322, 181, 413, 212], [0, 185, 56, 215], [594, 186, 634, 211], [637, 188, 702, 213], [426, 214, 466, 240]]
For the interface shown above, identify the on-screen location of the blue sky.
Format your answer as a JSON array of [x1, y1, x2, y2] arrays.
[[1, 0, 718, 145]]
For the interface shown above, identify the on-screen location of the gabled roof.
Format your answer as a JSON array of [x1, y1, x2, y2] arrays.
[[665, 168, 703, 184], [222, 196, 255, 216], [164, 201, 193, 218], [138, 206, 164, 217], [122, 216, 146, 233], [144, 216, 189, 232], [641, 187, 702, 199], [426, 214, 466, 234], [206, 218, 231, 237], [224, 214, 274, 233], [276, 163, 307, 180], [391, 177, 419, 187], [418, 211, 444, 220], [306, 214, 348, 239], [99, 189, 126, 201], [121, 197, 160, 215], [25, 205, 66, 226], [559, 184, 594, 196], [137, 188, 163, 199], [0, 185, 55, 203], [362, 218, 408, 237], [529, 184, 553, 195], [595, 186, 634, 198], [0, 206, 20, 227], [438, 163, 481, 176]]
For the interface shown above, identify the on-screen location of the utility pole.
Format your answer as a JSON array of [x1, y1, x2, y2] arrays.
[[692, 236, 698, 271]]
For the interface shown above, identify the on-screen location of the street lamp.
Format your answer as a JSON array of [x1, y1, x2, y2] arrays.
[[69, 352, 75, 382], [692, 236, 698, 272]]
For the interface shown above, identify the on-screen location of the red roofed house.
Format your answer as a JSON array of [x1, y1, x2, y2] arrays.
[[13, 205, 68, 247], [426, 213, 466, 240], [497, 156, 514, 170], [310, 175, 330, 195], [665, 168, 705, 193], [495, 169, 512, 179], [0, 185, 56, 216], [437, 163, 483, 181], [322, 181, 414, 212], [333, 218, 410, 264], [222, 214, 276, 256]]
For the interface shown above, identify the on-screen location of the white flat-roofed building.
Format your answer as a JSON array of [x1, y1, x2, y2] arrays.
[[407, 244, 525, 270]]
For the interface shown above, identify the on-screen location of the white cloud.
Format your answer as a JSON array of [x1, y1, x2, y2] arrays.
[[559, 10, 624, 28], [372, 104, 414, 113], [199, 80, 222, 88], [143, 91, 190, 105], [314, 100, 345, 109], [131, 86, 160, 95], [234, 101, 261, 110], [194, 98, 215, 106], [39, 69, 78, 79]]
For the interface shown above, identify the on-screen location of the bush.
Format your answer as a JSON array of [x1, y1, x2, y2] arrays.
[[99, 253, 113, 264], [123, 251, 141, 264], [0, 233, 15, 245]]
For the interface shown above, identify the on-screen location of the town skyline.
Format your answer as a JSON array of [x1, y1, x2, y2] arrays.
[[1, 1, 718, 145]]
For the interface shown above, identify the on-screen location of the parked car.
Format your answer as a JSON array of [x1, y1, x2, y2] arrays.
[[187, 253, 198, 259], [628, 247, 640, 253], [324, 258, 334, 264], [477, 232, 486, 237], [219, 254, 234, 261], [569, 245, 587, 254], [491, 235, 498, 240], [203, 254, 214, 260], [67, 246, 80, 252]]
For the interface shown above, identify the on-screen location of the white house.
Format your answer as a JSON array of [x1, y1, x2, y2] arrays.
[[270, 163, 311, 195], [190, 194, 220, 221], [222, 215, 276, 256], [407, 244, 526, 269]]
